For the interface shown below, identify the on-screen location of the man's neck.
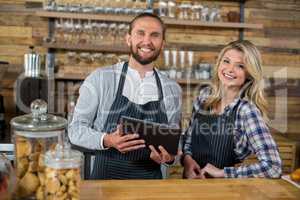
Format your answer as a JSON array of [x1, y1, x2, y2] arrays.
[[128, 57, 154, 79]]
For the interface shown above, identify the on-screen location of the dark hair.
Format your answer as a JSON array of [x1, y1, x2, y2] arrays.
[[128, 12, 166, 40]]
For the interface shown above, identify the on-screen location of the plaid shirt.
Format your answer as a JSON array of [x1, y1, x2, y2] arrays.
[[183, 88, 282, 178]]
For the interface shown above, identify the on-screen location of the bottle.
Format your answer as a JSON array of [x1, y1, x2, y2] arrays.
[[0, 95, 6, 139]]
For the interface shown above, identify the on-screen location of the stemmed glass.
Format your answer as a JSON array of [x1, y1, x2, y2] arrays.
[[54, 18, 64, 43], [108, 23, 118, 43], [118, 23, 128, 42], [191, 4, 203, 20], [99, 22, 109, 43], [83, 19, 93, 44], [201, 6, 209, 22], [62, 18, 73, 43], [74, 19, 83, 44]]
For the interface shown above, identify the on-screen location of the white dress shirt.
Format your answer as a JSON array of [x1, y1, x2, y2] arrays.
[[122, 66, 159, 104]]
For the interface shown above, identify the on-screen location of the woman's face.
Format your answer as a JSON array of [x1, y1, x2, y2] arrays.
[[218, 49, 247, 90]]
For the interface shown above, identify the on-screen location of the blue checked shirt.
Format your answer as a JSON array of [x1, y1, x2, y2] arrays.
[[183, 88, 282, 178]]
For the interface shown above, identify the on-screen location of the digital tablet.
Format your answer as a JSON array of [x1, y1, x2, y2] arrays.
[[121, 116, 181, 155]]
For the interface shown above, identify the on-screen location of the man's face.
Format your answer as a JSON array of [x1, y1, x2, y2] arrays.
[[126, 17, 165, 65]]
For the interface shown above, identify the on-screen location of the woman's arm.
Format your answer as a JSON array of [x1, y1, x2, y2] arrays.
[[224, 102, 282, 178]]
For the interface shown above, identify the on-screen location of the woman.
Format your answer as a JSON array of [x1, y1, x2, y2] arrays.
[[182, 40, 282, 178]]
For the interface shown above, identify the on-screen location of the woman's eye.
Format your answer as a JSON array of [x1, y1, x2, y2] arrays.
[[223, 59, 230, 64], [238, 64, 245, 69]]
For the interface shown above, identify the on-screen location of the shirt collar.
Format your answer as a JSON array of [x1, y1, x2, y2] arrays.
[[127, 65, 154, 79]]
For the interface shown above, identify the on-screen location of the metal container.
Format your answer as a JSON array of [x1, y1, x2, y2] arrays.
[[24, 46, 42, 77], [44, 146, 83, 200], [10, 99, 67, 200]]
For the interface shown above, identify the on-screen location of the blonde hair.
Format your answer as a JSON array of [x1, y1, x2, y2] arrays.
[[204, 40, 268, 121]]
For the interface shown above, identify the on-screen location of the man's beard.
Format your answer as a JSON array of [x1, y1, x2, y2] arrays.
[[130, 45, 162, 65]]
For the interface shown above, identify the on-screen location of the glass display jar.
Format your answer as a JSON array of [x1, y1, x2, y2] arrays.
[[44, 145, 83, 200], [10, 99, 67, 200]]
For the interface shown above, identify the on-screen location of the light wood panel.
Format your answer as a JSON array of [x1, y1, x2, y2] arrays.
[[80, 179, 300, 200]]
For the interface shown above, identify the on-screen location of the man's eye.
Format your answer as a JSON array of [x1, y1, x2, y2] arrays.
[[137, 32, 144, 36], [151, 33, 161, 38]]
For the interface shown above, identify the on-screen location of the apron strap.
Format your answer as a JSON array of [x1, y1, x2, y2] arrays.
[[115, 61, 129, 96]]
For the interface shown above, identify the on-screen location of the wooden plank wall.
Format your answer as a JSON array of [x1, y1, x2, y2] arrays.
[[0, 0, 299, 143]]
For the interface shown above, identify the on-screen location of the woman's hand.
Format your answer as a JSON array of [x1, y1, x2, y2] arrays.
[[149, 145, 175, 164], [183, 155, 204, 179], [201, 163, 225, 178]]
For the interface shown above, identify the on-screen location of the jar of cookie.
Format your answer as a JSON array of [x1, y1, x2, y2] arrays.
[[10, 99, 67, 199], [44, 145, 83, 200]]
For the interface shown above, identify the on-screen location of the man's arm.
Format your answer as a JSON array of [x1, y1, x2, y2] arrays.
[[68, 75, 105, 150]]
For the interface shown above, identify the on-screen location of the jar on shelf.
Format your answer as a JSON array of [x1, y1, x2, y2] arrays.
[[167, 1, 176, 18], [10, 99, 67, 200], [44, 145, 83, 200]]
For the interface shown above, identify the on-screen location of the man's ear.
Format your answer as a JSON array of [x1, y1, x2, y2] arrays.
[[161, 40, 166, 50], [126, 33, 131, 47]]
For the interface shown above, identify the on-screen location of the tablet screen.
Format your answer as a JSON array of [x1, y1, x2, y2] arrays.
[[121, 116, 181, 155]]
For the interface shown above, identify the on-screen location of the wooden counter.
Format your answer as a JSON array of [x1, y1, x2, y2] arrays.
[[80, 178, 300, 200]]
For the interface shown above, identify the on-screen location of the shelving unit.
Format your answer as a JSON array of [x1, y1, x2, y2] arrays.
[[36, 0, 263, 115], [36, 10, 263, 30]]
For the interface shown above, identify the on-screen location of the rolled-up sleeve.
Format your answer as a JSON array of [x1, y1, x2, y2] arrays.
[[68, 74, 106, 150], [224, 103, 282, 178]]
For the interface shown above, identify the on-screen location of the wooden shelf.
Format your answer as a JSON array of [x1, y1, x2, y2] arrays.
[[36, 10, 263, 30], [43, 42, 130, 53], [55, 72, 211, 85], [43, 41, 225, 52]]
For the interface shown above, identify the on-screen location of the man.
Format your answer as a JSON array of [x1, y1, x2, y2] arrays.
[[69, 13, 182, 179]]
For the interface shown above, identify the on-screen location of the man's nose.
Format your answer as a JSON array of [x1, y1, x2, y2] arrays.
[[142, 34, 152, 44]]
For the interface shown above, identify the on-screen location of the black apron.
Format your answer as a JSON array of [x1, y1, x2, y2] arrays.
[[91, 62, 168, 179], [191, 102, 241, 169]]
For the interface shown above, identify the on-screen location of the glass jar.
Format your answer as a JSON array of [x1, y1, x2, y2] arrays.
[[44, 146, 83, 200], [10, 99, 67, 200], [167, 1, 176, 18]]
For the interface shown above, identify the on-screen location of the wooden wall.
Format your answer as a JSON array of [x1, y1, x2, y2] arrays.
[[0, 0, 300, 143]]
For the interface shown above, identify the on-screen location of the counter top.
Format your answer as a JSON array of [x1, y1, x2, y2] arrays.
[[80, 178, 300, 200]]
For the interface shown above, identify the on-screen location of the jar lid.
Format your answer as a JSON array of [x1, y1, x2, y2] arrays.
[[44, 145, 83, 169], [10, 99, 67, 133]]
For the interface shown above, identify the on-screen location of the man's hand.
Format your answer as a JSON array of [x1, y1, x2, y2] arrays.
[[183, 155, 204, 179], [149, 145, 177, 164], [103, 125, 145, 153], [200, 163, 225, 178]]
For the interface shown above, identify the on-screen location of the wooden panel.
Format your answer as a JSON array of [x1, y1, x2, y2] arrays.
[[0, 26, 32, 37]]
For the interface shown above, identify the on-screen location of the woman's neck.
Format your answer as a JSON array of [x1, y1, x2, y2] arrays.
[[216, 87, 240, 114]]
